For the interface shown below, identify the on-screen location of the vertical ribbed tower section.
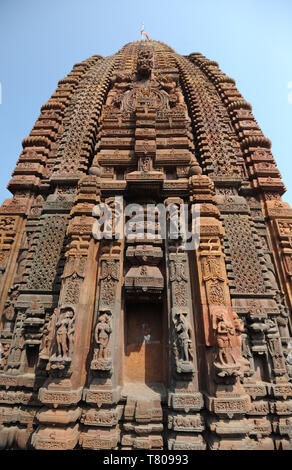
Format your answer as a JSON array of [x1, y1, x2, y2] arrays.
[[0, 41, 291, 450]]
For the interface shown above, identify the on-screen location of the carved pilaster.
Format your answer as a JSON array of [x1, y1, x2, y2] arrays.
[[31, 176, 101, 449], [189, 175, 245, 390]]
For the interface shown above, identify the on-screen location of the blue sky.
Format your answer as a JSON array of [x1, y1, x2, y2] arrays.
[[0, 0, 292, 205]]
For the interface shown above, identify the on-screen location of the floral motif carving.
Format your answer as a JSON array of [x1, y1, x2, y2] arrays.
[[99, 260, 119, 309]]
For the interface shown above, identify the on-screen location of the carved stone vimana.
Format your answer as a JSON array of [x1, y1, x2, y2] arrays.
[[0, 40, 292, 450]]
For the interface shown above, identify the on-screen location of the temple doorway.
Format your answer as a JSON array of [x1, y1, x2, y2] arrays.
[[124, 301, 166, 385]]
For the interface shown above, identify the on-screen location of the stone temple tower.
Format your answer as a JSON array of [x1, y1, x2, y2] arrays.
[[0, 40, 292, 450]]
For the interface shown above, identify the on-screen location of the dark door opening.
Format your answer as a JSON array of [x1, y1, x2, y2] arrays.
[[124, 301, 166, 385]]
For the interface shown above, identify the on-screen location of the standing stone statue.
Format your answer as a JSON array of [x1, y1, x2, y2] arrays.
[[56, 307, 75, 358], [94, 312, 112, 359], [39, 309, 57, 360], [174, 313, 194, 367]]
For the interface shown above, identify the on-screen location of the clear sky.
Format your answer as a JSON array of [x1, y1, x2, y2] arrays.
[[0, 0, 292, 205]]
